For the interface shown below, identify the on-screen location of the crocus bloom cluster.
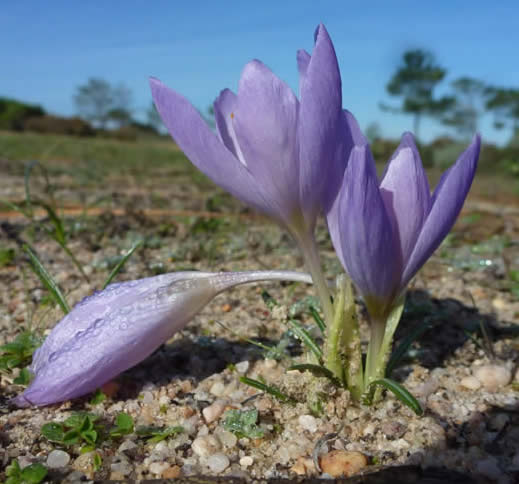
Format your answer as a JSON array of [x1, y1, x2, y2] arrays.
[[329, 133, 480, 320], [13, 270, 311, 407]]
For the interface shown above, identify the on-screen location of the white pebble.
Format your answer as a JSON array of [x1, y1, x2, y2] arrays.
[[203, 400, 228, 424], [46, 449, 70, 468], [473, 364, 511, 392], [210, 381, 225, 397], [240, 456, 253, 467], [149, 461, 169, 475], [207, 453, 230, 473], [141, 391, 154, 404], [235, 361, 250, 374], [460, 375, 482, 390], [191, 435, 221, 457], [118, 440, 137, 452], [214, 428, 237, 448], [298, 414, 318, 433]]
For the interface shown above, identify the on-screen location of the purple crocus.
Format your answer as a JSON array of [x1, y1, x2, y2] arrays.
[[150, 25, 362, 324], [150, 25, 359, 241], [329, 132, 481, 320], [12, 270, 312, 407]]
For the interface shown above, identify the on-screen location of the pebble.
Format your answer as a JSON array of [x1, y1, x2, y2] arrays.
[[214, 427, 238, 448], [210, 381, 225, 397], [475, 456, 502, 481], [149, 461, 170, 475], [118, 440, 137, 453], [473, 364, 511, 391], [239, 456, 253, 468], [207, 453, 230, 473], [110, 461, 132, 476], [162, 465, 182, 478], [319, 450, 367, 478], [141, 391, 154, 404], [460, 375, 482, 390], [191, 435, 221, 457], [203, 399, 228, 423], [298, 414, 318, 433], [46, 449, 71, 468], [72, 452, 96, 478], [235, 361, 250, 374]]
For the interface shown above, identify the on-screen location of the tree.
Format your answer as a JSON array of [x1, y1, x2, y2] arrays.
[[382, 49, 454, 140], [485, 87, 519, 137], [442, 77, 486, 140], [74, 79, 134, 129]]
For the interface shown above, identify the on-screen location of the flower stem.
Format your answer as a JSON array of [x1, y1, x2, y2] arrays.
[[296, 235, 334, 327], [324, 274, 346, 381]]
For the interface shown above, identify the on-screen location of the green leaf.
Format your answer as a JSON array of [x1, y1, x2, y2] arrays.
[[21, 463, 48, 484], [261, 289, 278, 311], [222, 409, 264, 439], [116, 412, 134, 432], [309, 306, 326, 334], [102, 240, 142, 289], [63, 429, 81, 445], [5, 459, 21, 477], [23, 244, 70, 314], [287, 318, 323, 361], [14, 367, 33, 385], [287, 364, 340, 385], [93, 452, 102, 471], [135, 425, 183, 443], [239, 376, 295, 404], [369, 378, 423, 416], [41, 422, 65, 443], [81, 429, 98, 445], [89, 389, 107, 405]]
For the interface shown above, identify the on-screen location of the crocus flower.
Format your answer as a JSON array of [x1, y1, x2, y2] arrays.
[[150, 24, 362, 324], [12, 270, 312, 407], [149, 25, 361, 242], [329, 132, 481, 320]]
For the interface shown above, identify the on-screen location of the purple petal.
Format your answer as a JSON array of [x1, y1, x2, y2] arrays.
[[213, 88, 247, 165], [13, 271, 313, 407], [298, 24, 343, 223], [379, 133, 431, 265], [402, 135, 481, 286], [149, 77, 268, 215], [338, 146, 402, 313], [232, 60, 301, 223]]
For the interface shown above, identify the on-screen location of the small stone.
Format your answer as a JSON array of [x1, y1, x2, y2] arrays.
[[221, 303, 232, 312], [118, 440, 137, 453], [72, 452, 97, 478], [319, 450, 367, 478], [210, 381, 225, 397], [141, 391, 154, 404], [149, 462, 169, 475], [192, 435, 221, 457], [473, 364, 511, 392], [475, 456, 502, 481], [214, 427, 238, 448], [460, 376, 482, 390], [235, 361, 250, 374], [203, 400, 228, 423], [239, 456, 253, 467], [46, 450, 70, 468], [207, 453, 230, 473], [515, 367, 519, 382], [290, 456, 316, 476], [110, 461, 132, 476], [162, 465, 182, 479], [298, 414, 318, 433]]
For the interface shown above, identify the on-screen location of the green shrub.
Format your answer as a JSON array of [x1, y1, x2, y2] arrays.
[[0, 97, 45, 131], [24, 115, 95, 137]]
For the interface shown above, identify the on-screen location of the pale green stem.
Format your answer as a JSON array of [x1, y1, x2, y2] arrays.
[[365, 317, 386, 389], [297, 236, 334, 327]]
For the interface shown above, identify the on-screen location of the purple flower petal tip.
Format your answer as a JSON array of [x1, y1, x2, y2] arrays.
[[12, 270, 312, 407]]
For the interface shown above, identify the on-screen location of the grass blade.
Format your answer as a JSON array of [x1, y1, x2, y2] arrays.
[[239, 376, 295, 404], [23, 245, 70, 314], [102, 240, 142, 289], [309, 306, 326, 334], [288, 318, 323, 362], [369, 378, 423, 416]]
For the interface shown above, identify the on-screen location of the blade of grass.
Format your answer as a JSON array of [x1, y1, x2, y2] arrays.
[[23, 244, 70, 314], [369, 378, 423, 416], [102, 240, 142, 289], [309, 305, 326, 334], [239, 376, 295, 404], [288, 363, 341, 386], [287, 318, 323, 362]]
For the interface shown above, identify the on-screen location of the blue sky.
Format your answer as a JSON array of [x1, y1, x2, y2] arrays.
[[2, 1, 518, 144]]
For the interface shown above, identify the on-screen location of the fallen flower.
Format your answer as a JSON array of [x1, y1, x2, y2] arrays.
[[12, 270, 312, 407]]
